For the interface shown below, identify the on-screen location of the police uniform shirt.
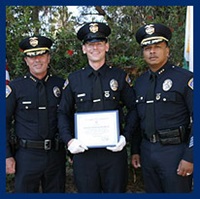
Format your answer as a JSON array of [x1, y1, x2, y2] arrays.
[[133, 61, 193, 162], [6, 73, 65, 157], [58, 64, 136, 145]]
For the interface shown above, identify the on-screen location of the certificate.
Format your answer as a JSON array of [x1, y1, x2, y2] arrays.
[[74, 110, 119, 148]]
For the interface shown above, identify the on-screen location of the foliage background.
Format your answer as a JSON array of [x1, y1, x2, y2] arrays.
[[6, 6, 187, 81], [6, 6, 187, 193]]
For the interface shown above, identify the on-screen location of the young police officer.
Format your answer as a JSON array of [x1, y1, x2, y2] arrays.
[[58, 22, 136, 193], [6, 36, 66, 193], [131, 23, 193, 193]]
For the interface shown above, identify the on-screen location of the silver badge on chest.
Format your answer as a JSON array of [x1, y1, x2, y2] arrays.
[[53, 86, 61, 97], [156, 93, 161, 100], [104, 91, 110, 98], [162, 79, 173, 91], [110, 79, 118, 91]]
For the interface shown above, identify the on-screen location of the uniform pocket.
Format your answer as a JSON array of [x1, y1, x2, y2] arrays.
[[75, 93, 92, 103], [19, 101, 37, 110], [161, 92, 177, 102], [135, 95, 146, 120]]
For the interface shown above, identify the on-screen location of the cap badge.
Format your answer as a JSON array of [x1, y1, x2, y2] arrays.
[[53, 86, 61, 97], [89, 23, 99, 33], [110, 79, 118, 91], [162, 79, 173, 91], [29, 37, 38, 47], [145, 24, 155, 35]]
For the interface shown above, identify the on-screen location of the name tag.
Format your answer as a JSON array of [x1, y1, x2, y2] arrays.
[[22, 101, 32, 104], [77, 93, 86, 98]]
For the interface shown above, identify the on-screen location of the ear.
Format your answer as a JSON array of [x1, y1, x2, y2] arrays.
[[47, 53, 51, 64], [105, 43, 109, 52], [24, 57, 28, 64], [166, 47, 170, 57], [82, 45, 86, 54]]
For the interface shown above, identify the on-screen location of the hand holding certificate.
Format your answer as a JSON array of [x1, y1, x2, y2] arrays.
[[75, 110, 119, 148], [106, 135, 126, 152]]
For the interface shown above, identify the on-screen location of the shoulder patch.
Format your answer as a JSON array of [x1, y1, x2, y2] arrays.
[[6, 85, 12, 98], [188, 78, 193, 90], [63, 79, 69, 90], [125, 74, 132, 86]]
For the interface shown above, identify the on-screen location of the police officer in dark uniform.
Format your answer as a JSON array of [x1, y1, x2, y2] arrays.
[[58, 22, 136, 193], [131, 23, 193, 192], [6, 35, 66, 193]]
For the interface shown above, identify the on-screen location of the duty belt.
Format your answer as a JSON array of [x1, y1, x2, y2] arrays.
[[20, 139, 53, 150], [142, 126, 188, 144], [143, 134, 159, 143]]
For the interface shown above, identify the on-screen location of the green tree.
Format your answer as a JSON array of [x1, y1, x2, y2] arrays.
[[6, 6, 186, 81]]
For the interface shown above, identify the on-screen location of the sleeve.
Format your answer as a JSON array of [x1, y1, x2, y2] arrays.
[[130, 125, 142, 155], [182, 76, 193, 163], [58, 78, 76, 145], [6, 84, 16, 158], [120, 73, 139, 142]]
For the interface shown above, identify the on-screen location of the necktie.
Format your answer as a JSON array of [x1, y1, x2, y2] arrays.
[[92, 71, 103, 111], [145, 73, 156, 138], [38, 81, 49, 138]]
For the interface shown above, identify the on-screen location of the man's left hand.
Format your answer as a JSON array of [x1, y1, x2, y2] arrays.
[[177, 159, 193, 177], [106, 135, 126, 152]]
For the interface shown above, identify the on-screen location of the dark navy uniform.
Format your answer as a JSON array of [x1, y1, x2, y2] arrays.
[[58, 63, 136, 192], [6, 73, 66, 193], [58, 22, 136, 193], [131, 23, 193, 193], [6, 35, 66, 193]]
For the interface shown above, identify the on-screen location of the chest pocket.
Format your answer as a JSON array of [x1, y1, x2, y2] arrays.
[[17, 101, 38, 122], [135, 95, 146, 120], [160, 92, 180, 103], [135, 95, 146, 104], [75, 93, 92, 103], [104, 90, 120, 102], [18, 101, 37, 110]]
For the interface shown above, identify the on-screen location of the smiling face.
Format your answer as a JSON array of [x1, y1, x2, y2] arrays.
[[24, 53, 50, 79], [82, 41, 109, 70], [143, 41, 170, 72]]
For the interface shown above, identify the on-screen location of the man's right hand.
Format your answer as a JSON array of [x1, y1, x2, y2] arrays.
[[6, 157, 16, 174], [68, 139, 88, 154], [131, 154, 141, 169]]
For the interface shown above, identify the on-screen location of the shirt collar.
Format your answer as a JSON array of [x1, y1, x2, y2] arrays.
[[148, 61, 172, 78], [27, 72, 50, 84], [86, 63, 108, 77]]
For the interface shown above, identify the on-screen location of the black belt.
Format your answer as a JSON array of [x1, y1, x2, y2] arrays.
[[143, 133, 160, 143], [20, 139, 56, 150], [142, 126, 187, 144]]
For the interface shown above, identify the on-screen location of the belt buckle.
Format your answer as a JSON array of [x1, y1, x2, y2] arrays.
[[44, 139, 51, 150], [150, 134, 157, 143]]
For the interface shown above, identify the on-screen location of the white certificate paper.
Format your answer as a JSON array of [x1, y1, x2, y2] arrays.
[[74, 110, 119, 148]]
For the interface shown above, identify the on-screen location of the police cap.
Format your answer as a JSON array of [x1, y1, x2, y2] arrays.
[[135, 23, 172, 47], [77, 22, 111, 44], [19, 35, 53, 57]]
